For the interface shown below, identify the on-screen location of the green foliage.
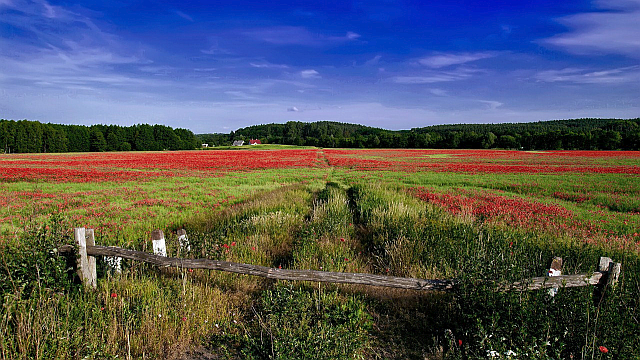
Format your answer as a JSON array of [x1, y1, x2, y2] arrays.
[[0, 214, 77, 298], [222, 284, 372, 360]]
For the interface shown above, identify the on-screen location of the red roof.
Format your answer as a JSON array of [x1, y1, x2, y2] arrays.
[[250, 139, 262, 145]]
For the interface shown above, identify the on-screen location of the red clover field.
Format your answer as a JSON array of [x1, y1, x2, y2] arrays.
[[1, 148, 639, 359]]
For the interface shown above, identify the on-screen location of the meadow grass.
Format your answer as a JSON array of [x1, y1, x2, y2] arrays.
[[1, 151, 639, 359]]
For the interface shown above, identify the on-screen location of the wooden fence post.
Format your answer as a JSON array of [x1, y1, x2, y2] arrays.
[[74, 227, 97, 289], [548, 257, 562, 297], [177, 229, 190, 252], [594, 257, 622, 304], [598, 257, 621, 287], [151, 230, 166, 257]]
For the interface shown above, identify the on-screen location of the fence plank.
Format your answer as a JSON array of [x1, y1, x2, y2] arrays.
[[85, 245, 455, 291], [501, 272, 604, 291], [57, 243, 619, 293]]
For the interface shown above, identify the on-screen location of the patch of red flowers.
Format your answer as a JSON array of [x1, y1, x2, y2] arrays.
[[323, 149, 640, 175], [411, 187, 572, 228], [0, 149, 321, 183]]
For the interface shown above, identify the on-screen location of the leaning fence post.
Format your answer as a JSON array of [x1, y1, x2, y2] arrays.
[[74, 227, 97, 289], [151, 229, 167, 257], [547, 257, 562, 297]]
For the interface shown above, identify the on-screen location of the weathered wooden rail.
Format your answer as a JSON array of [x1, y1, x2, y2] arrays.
[[60, 228, 621, 293]]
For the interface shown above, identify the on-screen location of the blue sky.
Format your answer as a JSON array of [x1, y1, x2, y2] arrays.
[[1, 0, 638, 133]]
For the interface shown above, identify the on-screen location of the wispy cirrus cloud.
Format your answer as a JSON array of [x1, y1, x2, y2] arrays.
[[391, 67, 485, 84], [175, 10, 194, 22], [418, 52, 497, 68], [535, 66, 640, 84], [392, 75, 461, 84], [542, 0, 640, 58]]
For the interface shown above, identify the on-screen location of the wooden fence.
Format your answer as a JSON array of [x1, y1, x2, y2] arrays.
[[59, 228, 622, 294]]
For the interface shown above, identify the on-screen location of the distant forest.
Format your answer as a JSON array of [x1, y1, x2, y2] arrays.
[[0, 119, 199, 153], [2, 118, 639, 153], [200, 118, 640, 151]]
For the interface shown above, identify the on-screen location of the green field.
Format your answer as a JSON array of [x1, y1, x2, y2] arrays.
[[1, 149, 638, 359]]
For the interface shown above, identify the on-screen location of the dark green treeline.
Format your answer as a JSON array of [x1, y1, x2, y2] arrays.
[[0, 120, 199, 153], [199, 118, 640, 150], [3, 118, 640, 153]]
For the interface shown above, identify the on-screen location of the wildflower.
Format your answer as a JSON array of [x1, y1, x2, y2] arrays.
[[599, 346, 608, 354], [340, 238, 345, 242], [100, 307, 104, 311], [278, 265, 282, 269], [110, 292, 117, 298], [188, 268, 193, 273], [222, 244, 229, 248], [182, 317, 187, 321], [458, 339, 462, 346], [251, 246, 256, 251], [231, 241, 236, 246]]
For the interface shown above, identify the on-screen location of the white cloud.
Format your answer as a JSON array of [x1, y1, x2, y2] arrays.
[[250, 62, 289, 69], [391, 67, 484, 84], [543, 0, 640, 57], [345, 31, 361, 40], [300, 69, 321, 79], [364, 55, 382, 66], [478, 100, 503, 110], [224, 91, 256, 99], [175, 11, 194, 22], [535, 66, 640, 84], [242, 27, 361, 46], [429, 88, 448, 96], [392, 75, 459, 84], [287, 106, 299, 112], [418, 52, 496, 68]]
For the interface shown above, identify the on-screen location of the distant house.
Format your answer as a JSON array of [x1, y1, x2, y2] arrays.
[[232, 140, 245, 146], [249, 139, 262, 145], [201, 143, 209, 148]]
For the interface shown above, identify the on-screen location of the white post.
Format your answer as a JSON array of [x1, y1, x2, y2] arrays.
[[177, 229, 190, 252], [547, 257, 562, 297], [74, 227, 97, 289], [151, 229, 167, 257]]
